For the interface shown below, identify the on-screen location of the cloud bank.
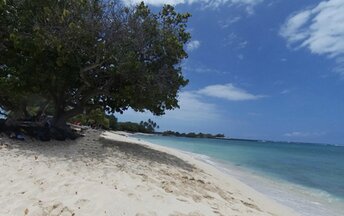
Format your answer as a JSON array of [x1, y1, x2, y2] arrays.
[[117, 83, 264, 132], [116, 91, 220, 131], [197, 83, 265, 101], [280, 0, 344, 75]]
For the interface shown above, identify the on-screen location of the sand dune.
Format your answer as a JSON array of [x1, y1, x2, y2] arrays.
[[0, 130, 298, 216]]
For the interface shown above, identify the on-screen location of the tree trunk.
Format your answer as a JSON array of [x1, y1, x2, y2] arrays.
[[51, 106, 84, 140], [49, 116, 72, 140], [53, 106, 66, 128], [52, 115, 68, 129]]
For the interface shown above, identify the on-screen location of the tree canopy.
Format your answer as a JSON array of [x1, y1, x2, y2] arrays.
[[0, 0, 190, 129]]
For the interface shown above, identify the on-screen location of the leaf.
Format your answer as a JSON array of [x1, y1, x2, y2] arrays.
[[62, 9, 69, 18]]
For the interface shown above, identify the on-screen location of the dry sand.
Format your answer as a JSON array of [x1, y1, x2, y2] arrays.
[[0, 129, 298, 216]]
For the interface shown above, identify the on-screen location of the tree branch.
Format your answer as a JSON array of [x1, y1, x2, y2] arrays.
[[80, 62, 104, 73], [71, 75, 114, 106], [79, 60, 106, 87], [62, 103, 101, 121], [61, 106, 84, 121]]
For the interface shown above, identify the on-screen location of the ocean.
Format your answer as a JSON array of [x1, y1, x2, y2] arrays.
[[133, 134, 344, 216]]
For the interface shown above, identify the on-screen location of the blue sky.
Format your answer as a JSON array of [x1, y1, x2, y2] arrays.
[[119, 0, 344, 145]]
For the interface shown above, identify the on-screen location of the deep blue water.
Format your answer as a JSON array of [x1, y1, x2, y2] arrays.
[[134, 135, 344, 216]]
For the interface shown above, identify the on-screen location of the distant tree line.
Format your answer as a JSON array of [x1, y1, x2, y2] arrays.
[[161, 130, 225, 139], [117, 119, 159, 133], [72, 111, 223, 137], [71, 110, 158, 133]]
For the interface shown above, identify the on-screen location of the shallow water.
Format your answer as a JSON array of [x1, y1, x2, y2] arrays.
[[134, 135, 344, 216]]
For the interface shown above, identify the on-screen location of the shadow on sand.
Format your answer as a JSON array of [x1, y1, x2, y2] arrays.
[[1, 130, 194, 171], [100, 138, 194, 171]]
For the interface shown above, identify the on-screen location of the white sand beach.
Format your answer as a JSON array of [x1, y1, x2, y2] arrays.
[[0, 129, 298, 216]]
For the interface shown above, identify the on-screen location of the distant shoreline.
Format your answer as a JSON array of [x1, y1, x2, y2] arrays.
[[134, 131, 343, 147]]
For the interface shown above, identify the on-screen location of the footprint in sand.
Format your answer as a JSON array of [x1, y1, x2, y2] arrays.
[[191, 195, 202, 203], [203, 194, 214, 200], [153, 194, 164, 200], [240, 200, 261, 212], [161, 181, 174, 193], [126, 192, 142, 201], [176, 198, 189, 203], [40, 202, 75, 216], [74, 199, 90, 210], [75, 199, 90, 205]]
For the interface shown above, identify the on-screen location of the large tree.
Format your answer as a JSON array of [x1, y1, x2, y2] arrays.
[[0, 0, 190, 130]]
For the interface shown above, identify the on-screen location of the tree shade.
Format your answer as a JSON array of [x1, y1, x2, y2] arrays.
[[0, 0, 190, 130]]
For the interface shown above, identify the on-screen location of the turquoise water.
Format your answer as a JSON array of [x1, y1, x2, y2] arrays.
[[134, 135, 344, 216]]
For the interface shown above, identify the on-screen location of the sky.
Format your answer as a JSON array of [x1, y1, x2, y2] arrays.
[[118, 0, 344, 145]]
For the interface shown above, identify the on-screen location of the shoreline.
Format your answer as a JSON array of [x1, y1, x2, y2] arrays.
[[136, 132, 343, 147], [190, 152, 344, 216], [104, 131, 299, 215], [132, 132, 344, 216], [0, 129, 298, 216]]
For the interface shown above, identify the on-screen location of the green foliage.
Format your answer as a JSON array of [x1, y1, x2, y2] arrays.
[[71, 108, 118, 130], [107, 115, 118, 130], [117, 122, 144, 133], [0, 0, 190, 127], [139, 118, 159, 133], [162, 130, 225, 139], [117, 119, 159, 133]]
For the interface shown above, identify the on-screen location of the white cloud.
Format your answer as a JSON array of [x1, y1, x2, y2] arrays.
[[117, 91, 220, 129], [165, 92, 219, 120], [334, 56, 344, 76], [223, 33, 238, 47], [237, 54, 244, 60], [223, 33, 248, 49], [219, 16, 241, 28], [237, 41, 248, 49], [197, 83, 266, 101], [184, 66, 225, 74], [280, 0, 344, 75], [186, 40, 201, 51], [280, 10, 312, 44], [182, 61, 229, 74], [231, 0, 264, 14], [126, 0, 263, 9], [117, 83, 263, 131], [280, 89, 291, 94], [117, 83, 263, 130], [284, 131, 326, 138]]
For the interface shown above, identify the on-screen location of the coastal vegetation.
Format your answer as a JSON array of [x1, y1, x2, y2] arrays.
[[71, 108, 118, 130], [72, 108, 159, 133], [0, 0, 190, 140], [161, 130, 225, 139], [117, 119, 159, 133], [71, 111, 221, 138]]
